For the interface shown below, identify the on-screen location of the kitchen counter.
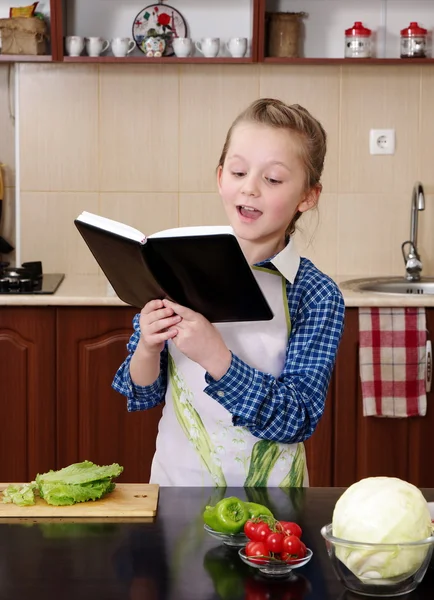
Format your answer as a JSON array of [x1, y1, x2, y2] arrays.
[[1, 486, 433, 599], [0, 274, 128, 306], [3, 273, 434, 307]]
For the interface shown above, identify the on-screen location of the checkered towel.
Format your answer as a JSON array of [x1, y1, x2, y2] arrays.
[[359, 307, 427, 417]]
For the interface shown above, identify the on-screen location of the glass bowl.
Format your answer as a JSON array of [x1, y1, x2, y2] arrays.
[[428, 502, 434, 569], [321, 523, 434, 597], [203, 524, 249, 547], [238, 547, 313, 577]]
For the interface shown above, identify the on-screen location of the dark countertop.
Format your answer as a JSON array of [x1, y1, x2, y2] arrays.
[[0, 487, 433, 600]]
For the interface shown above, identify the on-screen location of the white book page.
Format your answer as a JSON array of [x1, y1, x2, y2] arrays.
[[149, 225, 234, 239], [76, 212, 146, 243]]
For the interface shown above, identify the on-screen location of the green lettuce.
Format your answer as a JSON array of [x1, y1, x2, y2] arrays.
[[2, 461, 123, 507], [2, 482, 38, 506], [36, 461, 123, 506]]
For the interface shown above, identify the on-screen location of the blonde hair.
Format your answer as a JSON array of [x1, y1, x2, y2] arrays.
[[218, 98, 327, 236]]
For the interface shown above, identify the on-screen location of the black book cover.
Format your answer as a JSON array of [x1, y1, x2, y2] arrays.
[[75, 217, 273, 323]]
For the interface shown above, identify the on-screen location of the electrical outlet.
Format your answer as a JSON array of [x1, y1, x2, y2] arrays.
[[369, 129, 395, 155]]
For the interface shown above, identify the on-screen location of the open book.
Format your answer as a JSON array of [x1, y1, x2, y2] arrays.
[[74, 212, 273, 323]]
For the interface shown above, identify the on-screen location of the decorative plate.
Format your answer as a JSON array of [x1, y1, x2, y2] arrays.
[[132, 3, 187, 56]]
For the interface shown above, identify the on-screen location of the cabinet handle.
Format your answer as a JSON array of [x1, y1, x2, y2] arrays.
[[426, 340, 432, 393]]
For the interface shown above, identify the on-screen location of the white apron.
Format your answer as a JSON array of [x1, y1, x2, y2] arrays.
[[149, 267, 308, 487]]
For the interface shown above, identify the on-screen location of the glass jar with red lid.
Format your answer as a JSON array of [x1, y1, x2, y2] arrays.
[[345, 21, 372, 58], [400, 22, 428, 58]]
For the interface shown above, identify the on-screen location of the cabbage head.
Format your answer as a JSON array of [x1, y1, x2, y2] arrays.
[[332, 477, 433, 582]]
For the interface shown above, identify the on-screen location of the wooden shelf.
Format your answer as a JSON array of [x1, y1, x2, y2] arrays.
[[63, 55, 255, 64], [263, 57, 434, 65], [3, 1, 432, 66], [0, 54, 53, 62], [2, 54, 433, 65]]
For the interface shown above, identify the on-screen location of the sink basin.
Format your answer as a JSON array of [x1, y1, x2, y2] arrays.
[[341, 277, 434, 295]]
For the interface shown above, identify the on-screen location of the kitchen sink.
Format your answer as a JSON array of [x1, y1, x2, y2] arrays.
[[340, 276, 434, 295]]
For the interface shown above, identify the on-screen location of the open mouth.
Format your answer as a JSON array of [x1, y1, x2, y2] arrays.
[[237, 205, 262, 220]]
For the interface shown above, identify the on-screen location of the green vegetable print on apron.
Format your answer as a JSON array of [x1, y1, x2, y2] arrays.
[[149, 267, 308, 487]]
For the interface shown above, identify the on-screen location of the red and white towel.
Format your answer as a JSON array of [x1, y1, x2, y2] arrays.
[[359, 307, 427, 417]]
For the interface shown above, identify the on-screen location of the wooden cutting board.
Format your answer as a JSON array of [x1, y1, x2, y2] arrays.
[[0, 483, 159, 518]]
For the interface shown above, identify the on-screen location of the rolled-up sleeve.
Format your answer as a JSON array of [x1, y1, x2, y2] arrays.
[[111, 313, 168, 411], [204, 289, 345, 443]]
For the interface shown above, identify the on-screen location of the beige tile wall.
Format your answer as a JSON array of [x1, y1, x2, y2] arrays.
[[0, 65, 16, 265], [11, 62, 434, 277]]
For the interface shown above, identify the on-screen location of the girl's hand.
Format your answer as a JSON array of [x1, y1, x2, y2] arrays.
[[162, 299, 232, 380], [138, 299, 182, 355]]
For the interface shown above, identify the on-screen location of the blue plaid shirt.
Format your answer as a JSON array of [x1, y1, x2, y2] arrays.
[[112, 255, 345, 444]]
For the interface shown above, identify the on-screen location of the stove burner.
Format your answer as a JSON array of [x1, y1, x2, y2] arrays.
[[0, 261, 64, 295]]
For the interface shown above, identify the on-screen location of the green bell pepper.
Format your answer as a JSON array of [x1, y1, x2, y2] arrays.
[[203, 496, 250, 534], [245, 501, 273, 520]]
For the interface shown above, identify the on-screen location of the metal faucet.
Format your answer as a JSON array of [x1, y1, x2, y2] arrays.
[[401, 182, 425, 281]]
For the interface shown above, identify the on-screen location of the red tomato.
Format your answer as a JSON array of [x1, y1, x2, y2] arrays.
[[244, 519, 258, 540], [265, 531, 285, 554], [282, 534, 303, 557], [245, 541, 269, 564], [278, 520, 302, 538], [254, 522, 272, 542], [298, 541, 307, 559], [281, 551, 302, 564]]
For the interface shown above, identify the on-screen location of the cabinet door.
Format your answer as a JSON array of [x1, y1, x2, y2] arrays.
[[0, 308, 56, 481], [56, 307, 162, 482], [304, 385, 333, 486], [333, 308, 409, 487], [408, 308, 434, 487]]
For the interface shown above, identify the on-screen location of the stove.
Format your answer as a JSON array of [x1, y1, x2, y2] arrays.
[[0, 261, 65, 295]]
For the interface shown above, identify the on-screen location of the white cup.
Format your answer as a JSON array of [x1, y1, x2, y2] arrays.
[[85, 37, 109, 57], [111, 37, 136, 57], [226, 37, 248, 58], [195, 37, 220, 58], [173, 37, 192, 58], [65, 35, 85, 57]]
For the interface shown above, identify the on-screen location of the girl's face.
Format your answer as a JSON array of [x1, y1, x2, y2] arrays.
[[217, 122, 318, 255]]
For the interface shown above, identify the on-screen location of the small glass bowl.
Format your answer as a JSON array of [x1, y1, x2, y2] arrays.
[[238, 547, 313, 577], [321, 523, 434, 597], [203, 524, 249, 547]]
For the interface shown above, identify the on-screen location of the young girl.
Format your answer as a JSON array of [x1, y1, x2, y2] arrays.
[[112, 98, 345, 487]]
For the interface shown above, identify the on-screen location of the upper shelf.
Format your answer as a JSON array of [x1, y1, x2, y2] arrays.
[[263, 57, 434, 65], [62, 56, 255, 64], [0, 55, 53, 62], [0, 0, 433, 65], [3, 55, 433, 65]]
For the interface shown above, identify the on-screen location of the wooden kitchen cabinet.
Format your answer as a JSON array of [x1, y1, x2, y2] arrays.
[[408, 309, 434, 487], [56, 307, 162, 483], [55, 306, 333, 486], [0, 305, 162, 484], [0, 307, 56, 481], [304, 387, 334, 487], [0, 303, 332, 486], [3, 304, 433, 487], [333, 308, 434, 488]]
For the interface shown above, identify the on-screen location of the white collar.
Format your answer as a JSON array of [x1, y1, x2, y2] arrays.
[[269, 237, 300, 284]]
